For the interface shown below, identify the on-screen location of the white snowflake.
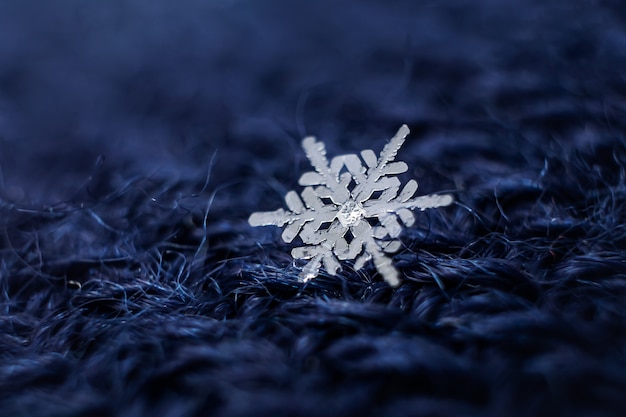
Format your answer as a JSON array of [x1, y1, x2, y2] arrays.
[[249, 125, 453, 287]]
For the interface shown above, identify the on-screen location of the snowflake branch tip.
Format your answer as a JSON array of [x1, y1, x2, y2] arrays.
[[248, 125, 453, 287]]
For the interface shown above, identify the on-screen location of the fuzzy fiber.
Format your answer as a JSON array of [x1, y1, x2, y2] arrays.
[[1, 1, 626, 416]]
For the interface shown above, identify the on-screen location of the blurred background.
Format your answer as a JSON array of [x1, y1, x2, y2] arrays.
[[0, 0, 624, 204]]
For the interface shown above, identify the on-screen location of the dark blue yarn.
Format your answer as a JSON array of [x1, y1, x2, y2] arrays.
[[1, 1, 626, 416]]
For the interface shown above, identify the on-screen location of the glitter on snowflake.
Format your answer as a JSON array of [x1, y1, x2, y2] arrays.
[[248, 125, 453, 287]]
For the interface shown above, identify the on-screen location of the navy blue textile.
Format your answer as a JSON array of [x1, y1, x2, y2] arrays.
[[1, 1, 626, 416]]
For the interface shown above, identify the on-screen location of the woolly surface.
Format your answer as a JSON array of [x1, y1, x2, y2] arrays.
[[1, 1, 626, 416]]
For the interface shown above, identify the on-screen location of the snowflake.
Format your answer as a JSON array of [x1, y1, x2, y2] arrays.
[[249, 125, 453, 287]]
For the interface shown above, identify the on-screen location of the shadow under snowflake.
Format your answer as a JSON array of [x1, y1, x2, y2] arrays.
[[249, 125, 453, 287]]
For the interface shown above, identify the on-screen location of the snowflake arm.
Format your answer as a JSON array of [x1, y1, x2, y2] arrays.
[[299, 137, 350, 204], [249, 125, 453, 287]]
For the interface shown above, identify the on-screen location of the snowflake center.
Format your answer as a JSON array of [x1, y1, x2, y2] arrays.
[[336, 199, 365, 227]]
